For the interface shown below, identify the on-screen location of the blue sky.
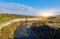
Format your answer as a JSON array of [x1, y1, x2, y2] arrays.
[[0, 0, 60, 8], [0, 0, 60, 15]]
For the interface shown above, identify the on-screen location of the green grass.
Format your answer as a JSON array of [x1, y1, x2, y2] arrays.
[[0, 13, 36, 24], [0, 22, 21, 39], [0, 13, 60, 39], [0, 17, 14, 24]]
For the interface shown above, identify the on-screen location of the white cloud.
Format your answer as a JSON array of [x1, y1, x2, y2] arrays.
[[0, 2, 38, 15], [0, 2, 60, 15], [37, 8, 60, 15]]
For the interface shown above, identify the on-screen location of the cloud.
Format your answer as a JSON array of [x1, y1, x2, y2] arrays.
[[0, 2, 39, 15], [37, 8, 60, 15], [0, 2, 60, 15]]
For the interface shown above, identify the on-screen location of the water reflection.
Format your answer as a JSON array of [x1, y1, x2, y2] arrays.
[[14, 22, 36, 39], [14, 22, 60, 39]]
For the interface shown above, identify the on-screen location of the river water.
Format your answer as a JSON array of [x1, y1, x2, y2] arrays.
[[14, 22, 36, 39]]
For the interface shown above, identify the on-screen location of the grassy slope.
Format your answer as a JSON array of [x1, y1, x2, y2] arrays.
[[0, 22, 21, 39], [0, 13, 35, 24], [0, 13, 36, 39]]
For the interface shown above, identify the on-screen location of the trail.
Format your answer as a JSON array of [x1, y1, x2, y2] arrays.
[[0, 18, 21, 30], [0, 18, 40, 30]]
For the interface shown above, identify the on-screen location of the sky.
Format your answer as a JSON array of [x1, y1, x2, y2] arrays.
[[0, 0, 60, 15]]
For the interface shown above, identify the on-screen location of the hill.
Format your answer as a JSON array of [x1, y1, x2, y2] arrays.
[[0, 13, 60, 39], [0, 13, 36, 24]]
